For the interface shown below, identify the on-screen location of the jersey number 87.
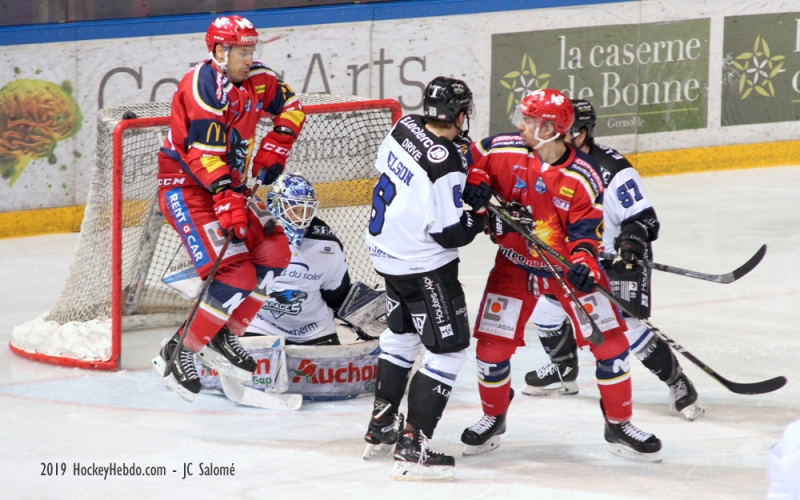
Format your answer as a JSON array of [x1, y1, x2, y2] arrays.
[[369, 174, 397, 236]]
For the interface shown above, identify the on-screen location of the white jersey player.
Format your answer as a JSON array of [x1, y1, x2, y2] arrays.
[[362, 76, 490, 481], [245, 174, 352, 345], [524, 99, 704, 421]]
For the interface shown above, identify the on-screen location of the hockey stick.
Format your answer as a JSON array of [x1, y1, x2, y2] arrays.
[[488, 203, 604, 346], [164, 178, 266, 377], [506, 219, 786, 395], [598, 244, 767, 284]]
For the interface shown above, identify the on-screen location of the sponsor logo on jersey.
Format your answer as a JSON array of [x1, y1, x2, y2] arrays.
[[265, 289, 308, 319], [387, 151, 414, 186], [311, 225, 336, 236], [244, 98, 251, 112], [568, 161, 603, 196], [427, 144, 449, 163], [534, 176, 547, 194], [491, 135, 523, 147], [255, 84, 265, 95], [553, 197, 571, 211], [401, 138, 423, 162], [560, 186, 575, 198], [399, 116, 434, 148]]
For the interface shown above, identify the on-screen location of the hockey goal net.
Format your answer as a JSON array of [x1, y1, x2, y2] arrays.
[[10, 94, 401, 370]]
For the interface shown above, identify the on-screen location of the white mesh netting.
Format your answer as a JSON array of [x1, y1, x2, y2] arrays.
[[11, 94, 395, 365]]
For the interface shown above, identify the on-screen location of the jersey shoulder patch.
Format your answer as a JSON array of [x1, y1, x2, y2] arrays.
[[566, 150, 605, 198], [392, 114, 465, 182], [305, 217, 344, 250], [590, 143, 634, 182], [193, 62, 231, 112]]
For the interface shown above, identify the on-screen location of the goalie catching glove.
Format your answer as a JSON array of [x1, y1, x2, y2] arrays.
[[253, 128, 295, 185], [213, 190, 249, 240], [566, 249, 602, 293]]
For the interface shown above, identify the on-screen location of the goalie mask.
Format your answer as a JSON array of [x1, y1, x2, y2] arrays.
[[423, 76, 474, 138], [205, 16, 261, 74], [512, 89, 574, 149], [569, 99, 597, 149], [268, 173, 319, 246]]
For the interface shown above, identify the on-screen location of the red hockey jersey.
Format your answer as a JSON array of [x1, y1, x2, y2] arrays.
[[471, 133, 605, 277], [158, 59, 305, 191]]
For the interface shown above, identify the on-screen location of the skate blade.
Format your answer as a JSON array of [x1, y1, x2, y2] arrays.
[[363, 442, 394, 460], [462, 435, 501, 456], [198, 346, 253, 383], [607, 443, 662, 463], [389, 461, 455, 481], [678, 402, 705, 421], [521, 381, 579, 397]]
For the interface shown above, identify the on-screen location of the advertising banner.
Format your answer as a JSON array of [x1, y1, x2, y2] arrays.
[[490, 19, 710, 137], [722, 13, 800, 126]]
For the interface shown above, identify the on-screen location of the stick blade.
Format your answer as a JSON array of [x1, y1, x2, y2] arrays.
[[727, 244, 767, 282], [722, 375, 786, 395]]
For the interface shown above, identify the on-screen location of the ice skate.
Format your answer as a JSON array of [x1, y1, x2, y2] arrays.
[[669, 372, 705, 421], [151, 334, 201, 402], [198, 326, 257, 383], [363, 397, 405, 460], [604, 418, 662, 462], [522, 358, 578, 396], [461, 413, 507, 456], [390, 429, 455, 481]]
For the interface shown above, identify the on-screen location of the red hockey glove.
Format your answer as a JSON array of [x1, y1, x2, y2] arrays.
[[253, 130, 295, 185], [213, 190, 249, 240], [566, 250, 601, 293], [462, 167, 491, 214]]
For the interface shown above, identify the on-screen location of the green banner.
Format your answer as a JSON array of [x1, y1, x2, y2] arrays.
[[490, 19, 710, 137], [722, 13, 800, 126]]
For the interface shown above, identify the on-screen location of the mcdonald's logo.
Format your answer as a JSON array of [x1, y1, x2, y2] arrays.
[[206, 122, 225, 144]]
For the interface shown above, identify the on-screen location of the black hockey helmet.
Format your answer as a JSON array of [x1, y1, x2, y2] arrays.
[[570, 99, 596, 142], [423, 76, 474, 124]]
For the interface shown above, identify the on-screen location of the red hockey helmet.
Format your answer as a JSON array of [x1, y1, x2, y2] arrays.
[[205, 16, 260, 53], [517, 89, 574, 135]]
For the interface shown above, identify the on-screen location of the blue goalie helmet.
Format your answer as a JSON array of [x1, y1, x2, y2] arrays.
[[268, 173, 319, 245]]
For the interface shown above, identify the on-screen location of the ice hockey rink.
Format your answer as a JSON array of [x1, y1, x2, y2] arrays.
[[1, 165, 798, 499]]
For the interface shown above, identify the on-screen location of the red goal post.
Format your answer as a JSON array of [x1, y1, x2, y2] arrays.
[[10, 95, 402, 370]]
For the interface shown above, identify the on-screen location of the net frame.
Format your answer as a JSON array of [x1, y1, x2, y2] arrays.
[[9, 96, 401, 370]]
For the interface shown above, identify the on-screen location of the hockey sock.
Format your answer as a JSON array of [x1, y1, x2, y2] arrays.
[[183, 303, 229, 353], [406, 372, 452, 438], [477, 358, 512, 416], [596, 350, 633, 423], [636, 335, 680, 384], [374, 358, 412, 411], [538, 320, 577, 363]]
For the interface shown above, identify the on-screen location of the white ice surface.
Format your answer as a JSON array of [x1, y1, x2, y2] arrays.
[[2, 167, 799, 499]]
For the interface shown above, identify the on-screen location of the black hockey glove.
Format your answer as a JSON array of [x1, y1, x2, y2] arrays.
[[612, 221, 649, 272], [488, 202, 534, 243]]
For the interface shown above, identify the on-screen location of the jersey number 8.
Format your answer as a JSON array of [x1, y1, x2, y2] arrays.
[[369, 174, 397, 236], [616, 179, 643, 209]]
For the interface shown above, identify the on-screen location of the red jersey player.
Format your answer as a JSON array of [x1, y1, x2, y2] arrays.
[[460, 89, 662, 461], [152, 16, 302, 402]]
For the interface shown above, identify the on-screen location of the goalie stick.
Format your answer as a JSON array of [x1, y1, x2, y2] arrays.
[[488, 203, 604, 346], [164, 176, 267, 378], [505, 212, 786, 395], [598, 244, 767, 284]]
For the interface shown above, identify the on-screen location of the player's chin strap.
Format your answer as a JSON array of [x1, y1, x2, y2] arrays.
[[210, 47, 231, 74], [532, 126, 561, 150]]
